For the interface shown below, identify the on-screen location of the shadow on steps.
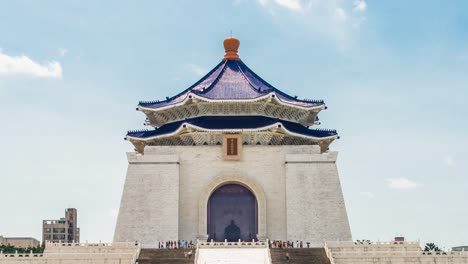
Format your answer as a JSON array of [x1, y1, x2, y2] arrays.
[[270, 248, 331, 264], [137, 248, 196, 264]]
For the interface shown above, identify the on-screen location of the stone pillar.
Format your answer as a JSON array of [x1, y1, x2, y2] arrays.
[[114, 151, 180, 244], [285, 151, 352, 246]]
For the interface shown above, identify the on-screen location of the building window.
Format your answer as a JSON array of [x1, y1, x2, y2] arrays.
[[45, 228, 51, 233], [53, 228, 65, 233]]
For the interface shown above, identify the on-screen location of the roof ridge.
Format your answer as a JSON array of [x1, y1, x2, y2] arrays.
[[239, 61, 324, 104], [235, 60, 269, 94], [195, 60, 228, 95]]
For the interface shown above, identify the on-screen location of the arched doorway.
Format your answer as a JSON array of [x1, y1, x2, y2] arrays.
[[207, 184, 258, 242]]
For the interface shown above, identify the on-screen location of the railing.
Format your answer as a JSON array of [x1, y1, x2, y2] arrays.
[[1, 252, 137, 258], [197, 240, 268, 248], [324, 240, 468, 264], [330, 251, 468, 257], [0, 253, 44, 258], [194, 247, 200, 264], [45, 241, 140, 248], [324, 242, 335, 264], [1, 242, 141, 264], [325, 240, 420, 248], [130, 242, 141, 264], [265, 244, 272, 264]]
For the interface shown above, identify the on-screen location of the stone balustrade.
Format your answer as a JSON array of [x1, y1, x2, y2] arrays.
[[0, 242, 140, 264], [44, 241, 140, 253], [325, 241, 468, 264], [197, 240, 269, 248], [0, 253, 44, 258]]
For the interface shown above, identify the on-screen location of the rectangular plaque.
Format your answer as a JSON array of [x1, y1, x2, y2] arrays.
[[227, 138, 238, 156], [223, 134, 242, 161]]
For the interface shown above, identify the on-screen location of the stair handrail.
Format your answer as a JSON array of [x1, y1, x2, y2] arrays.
[[324, 241, 336, 264], [194, 239, 200, 264], [131, 241, 141, 264], [265, 239, 272, 264]]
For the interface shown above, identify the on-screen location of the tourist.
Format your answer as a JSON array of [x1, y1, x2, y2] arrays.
[[285, 252, 290, 261]]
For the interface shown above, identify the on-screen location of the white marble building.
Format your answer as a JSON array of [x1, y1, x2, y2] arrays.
[[113, 37, 352, 245]]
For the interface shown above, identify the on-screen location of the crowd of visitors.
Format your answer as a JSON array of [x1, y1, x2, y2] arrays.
[[269, 240, 311, 248], [155, 240, 194, 249], [153, 239, 311, 249]]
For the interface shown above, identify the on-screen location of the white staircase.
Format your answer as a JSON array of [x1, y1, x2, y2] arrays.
[[196, 241, 271, 264]]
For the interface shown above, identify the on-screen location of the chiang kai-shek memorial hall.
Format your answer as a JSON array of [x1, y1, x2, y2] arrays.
[[114, 37, 352, 246]]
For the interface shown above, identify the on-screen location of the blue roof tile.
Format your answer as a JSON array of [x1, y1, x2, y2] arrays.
[[127, 116, 337, 139], [138, 59, 324, 109]]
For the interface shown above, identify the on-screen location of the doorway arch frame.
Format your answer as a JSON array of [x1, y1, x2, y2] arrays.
[[198, 175, 267, 241]]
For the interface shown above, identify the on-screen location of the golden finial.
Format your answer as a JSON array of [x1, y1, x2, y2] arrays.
[[223, 37, 240, 60]]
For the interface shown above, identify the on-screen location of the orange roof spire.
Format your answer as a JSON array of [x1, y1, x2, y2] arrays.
[[223, 37, 240, 60]]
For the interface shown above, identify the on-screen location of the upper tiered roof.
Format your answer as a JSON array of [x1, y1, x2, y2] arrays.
[[137, 38, 326, 127], [138, 59, 324, 110]]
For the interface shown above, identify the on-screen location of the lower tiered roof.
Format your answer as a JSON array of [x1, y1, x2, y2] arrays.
[[126, 116, 338, 153]]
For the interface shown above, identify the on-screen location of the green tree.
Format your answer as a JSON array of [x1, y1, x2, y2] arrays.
[[0, 244, 44, 254], [423, 243, 446, 255]]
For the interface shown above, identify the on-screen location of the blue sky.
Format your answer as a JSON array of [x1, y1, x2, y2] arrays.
[[0, 0, 467, 248]]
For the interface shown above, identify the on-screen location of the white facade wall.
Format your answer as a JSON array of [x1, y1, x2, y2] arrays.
[[114, 145, 352, 245], [286, 152, 351, 245], [114, 154, 179, 243], [326, 241, 468, 264], [0, 242, 139, 264]]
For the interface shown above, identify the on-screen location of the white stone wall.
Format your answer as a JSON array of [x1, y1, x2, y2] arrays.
[[326, 241, 468, 264], [285, 152, 352, 245], [114, 145, 352, 245], [114, 153, 179, 243], [0, 242, 139, 264]]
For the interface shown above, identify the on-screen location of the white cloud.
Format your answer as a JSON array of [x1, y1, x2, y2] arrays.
[[257, 0, 302, 12], [259, 0, 269, 7], [387, 178, 421, 190], [360, 191, 375, 199], [256, 0, 367, 47], [185, 63, 208, 77], [353, 0, 367, 11], [0, 51, 62, 78], [274, 0, 302, 12], [59, 48, 68, 56]]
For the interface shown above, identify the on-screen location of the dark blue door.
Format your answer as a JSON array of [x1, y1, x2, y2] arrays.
[[207, 184, 258, 242]]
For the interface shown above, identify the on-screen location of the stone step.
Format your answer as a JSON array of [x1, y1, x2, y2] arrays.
[[270, 248, 331, 264], [197, 248, 269, 264], [137, 248, 195, 264]]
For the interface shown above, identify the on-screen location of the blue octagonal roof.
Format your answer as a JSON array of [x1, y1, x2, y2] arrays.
[[138, 59, 324, 109]]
